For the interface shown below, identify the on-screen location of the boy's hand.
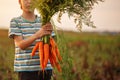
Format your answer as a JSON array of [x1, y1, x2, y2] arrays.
[[42, 22, 53, 33], [34, 22, 53, 39]]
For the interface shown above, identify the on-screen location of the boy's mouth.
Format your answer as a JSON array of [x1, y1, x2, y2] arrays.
[[25, 5, 31, 9]]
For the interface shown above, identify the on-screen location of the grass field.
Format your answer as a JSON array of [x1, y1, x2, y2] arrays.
[[0, 29, 120, 80]]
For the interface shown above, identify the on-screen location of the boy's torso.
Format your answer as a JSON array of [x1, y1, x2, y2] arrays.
[[12, 16, 53, 72]]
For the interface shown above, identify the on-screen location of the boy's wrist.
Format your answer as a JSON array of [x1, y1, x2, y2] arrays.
[[32, 34, 38, 40]]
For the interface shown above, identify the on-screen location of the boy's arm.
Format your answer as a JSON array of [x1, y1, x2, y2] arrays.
[[14, 23, 53, 50], [14, 35, 37, 50]]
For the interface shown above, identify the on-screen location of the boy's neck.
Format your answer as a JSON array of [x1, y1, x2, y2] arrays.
[[22, 11, 36, 22]]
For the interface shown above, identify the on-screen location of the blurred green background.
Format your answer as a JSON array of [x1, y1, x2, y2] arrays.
[[0, 29, 120, 80]]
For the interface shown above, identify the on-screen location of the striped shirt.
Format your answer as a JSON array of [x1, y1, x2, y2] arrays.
[[8, 15, 55, 72]]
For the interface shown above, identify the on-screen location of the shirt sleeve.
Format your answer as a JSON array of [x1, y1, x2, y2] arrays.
[[51, 31, 56, 37], [8, 18, 22, 39]]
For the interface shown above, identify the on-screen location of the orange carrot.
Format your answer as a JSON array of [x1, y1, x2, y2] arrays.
[[51, 47, 62, 72], [50, 37, 57, 62], [50, 37, 62, 61], [55, 47, 62, 61], [43, 43, 50, 68], [51, 47, 57, 63], [49, 38, 62, 72], [39, 41, 44, 71], [31, 42, 39, 57], [50, 37, 56, 47], [49, 53, 55, 67], [49, 46, 55, 67], [55, 62, 62, 72]]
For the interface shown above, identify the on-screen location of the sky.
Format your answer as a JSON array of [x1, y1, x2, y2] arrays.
[[0, 0, 120, 32]]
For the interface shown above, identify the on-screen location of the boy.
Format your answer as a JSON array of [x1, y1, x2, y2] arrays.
[[8, 0, 54, 80]]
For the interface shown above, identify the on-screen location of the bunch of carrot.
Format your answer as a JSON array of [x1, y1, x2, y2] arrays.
[[31, 37, 62, 72]]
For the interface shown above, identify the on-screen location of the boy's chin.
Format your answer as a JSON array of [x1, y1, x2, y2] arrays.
[[28, 10, 34, 12], [26, 9, 34, 13]]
